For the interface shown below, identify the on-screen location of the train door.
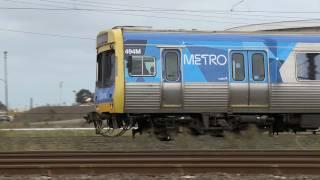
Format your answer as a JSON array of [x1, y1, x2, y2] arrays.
[[161, 49, 183, 108], [229, 50, 269, 109]]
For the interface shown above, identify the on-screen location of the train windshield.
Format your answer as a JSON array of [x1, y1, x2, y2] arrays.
[[96, 50, 115, 88]]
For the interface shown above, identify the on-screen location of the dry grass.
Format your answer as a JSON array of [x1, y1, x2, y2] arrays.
[[0, 127, 320, 151], [0, 129, 98, 138], [0, 122, 31, 129], [14, 105, 94, 123]]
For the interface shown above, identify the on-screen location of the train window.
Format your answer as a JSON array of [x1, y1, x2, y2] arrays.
[[252, 53, 265, 81], [232, 53, 245, 81], [97, 54, 103, 83], [296, 53, 320, 80], [96, 50, 115, 87], [129, 56, 156, 76], [103, 53, 115, 87], [131, 56, 143, 75], [165, 52, 180, 81], [143, 57, 156, 75]]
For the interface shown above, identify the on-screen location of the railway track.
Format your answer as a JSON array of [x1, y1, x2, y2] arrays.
[[0, 150, 319, 175]]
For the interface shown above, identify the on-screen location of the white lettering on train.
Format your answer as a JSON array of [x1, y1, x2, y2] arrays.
[[184, 54, 227, 66], [125, 49, 142, 55]]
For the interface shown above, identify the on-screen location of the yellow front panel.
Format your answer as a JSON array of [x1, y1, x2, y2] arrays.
[[95, 29, 124, 114], [96, 103, 113, 113], [111, 29, 125, 113]]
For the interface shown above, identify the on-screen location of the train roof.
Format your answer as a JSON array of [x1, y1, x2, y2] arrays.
[[104, 26, 320, 35], [97, 26, 320, 47]]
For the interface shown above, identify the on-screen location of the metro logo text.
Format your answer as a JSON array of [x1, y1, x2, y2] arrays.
[[184, 54, 227, 66]]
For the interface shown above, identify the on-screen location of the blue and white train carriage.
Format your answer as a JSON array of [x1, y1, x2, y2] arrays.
[[86, 26, 320, 138]]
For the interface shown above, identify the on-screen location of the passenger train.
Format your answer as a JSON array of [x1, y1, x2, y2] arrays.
[[85, 26, 320, 139]]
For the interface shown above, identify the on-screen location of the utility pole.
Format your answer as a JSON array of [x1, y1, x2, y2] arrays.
[[29, 97, 33, 110], [3, 51, 8, 115], [59, 81, 63, 105]]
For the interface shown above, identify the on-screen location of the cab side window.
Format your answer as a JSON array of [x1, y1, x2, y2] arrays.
[[96, 50, 115, 87], [128, 56, 156, 76]]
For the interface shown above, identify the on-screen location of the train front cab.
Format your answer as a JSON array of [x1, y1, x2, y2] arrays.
[[95, 29, 124, 114]]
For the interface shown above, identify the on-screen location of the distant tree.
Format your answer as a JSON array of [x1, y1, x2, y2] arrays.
[[0, 101, 7, 111], [75, 89, 93, 104]]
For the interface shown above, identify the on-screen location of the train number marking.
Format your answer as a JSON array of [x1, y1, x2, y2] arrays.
[[125, 49, 142, 55]]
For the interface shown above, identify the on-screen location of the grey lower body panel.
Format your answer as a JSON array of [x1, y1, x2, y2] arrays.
[[124, 82, 229, 113], [183, 83, 229, 111], [270, 83, 320, 113], [125, 83, 161, 111], [124, 82, 320, 114]]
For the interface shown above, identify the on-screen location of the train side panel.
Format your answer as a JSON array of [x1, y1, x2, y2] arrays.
[[121, 31, 320, 114], [270, 43, 320, 113], [124, 40, 162, 112], [123, 32, 231, 113], [89, 28, 320, 137]]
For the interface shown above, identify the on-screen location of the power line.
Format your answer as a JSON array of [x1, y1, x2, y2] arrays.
[[1, 0, 319, 28], [5, 0, 296, 23], [2, 0, 67, 8], [37, 0, 301, 19], [2, 6, 320, 29], [0, 0, 305, 24], [1, 0, 258, 24], [230, 0, 245, 11], [0, 7, 249, 25], [4, 0, 320, 17], [227, 10, 320, 14], [60, 0, 320, 14], [38, 0, 317, 21], [74, 0, 318, 24], [0, 28, 95, 40], [1, 0, 313, 23], [0, 6, 306, 21], [59, 0, 320, 15], [0, 7, 79, 10]]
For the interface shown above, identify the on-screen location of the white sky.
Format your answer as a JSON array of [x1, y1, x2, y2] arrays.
[[0, 0, 320, 109]]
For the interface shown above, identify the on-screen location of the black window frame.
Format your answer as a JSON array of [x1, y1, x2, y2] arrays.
[[232, 53, 245, 81], [164, 51, 181, 82], [128, 56, 156, 77], [251, 53, 265, 81], [96, 50, 115, 88], [97, 53, 103, 83], [296, 52, 320, 81]]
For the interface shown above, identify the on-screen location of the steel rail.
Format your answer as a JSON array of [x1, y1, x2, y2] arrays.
[[0, 150, 319, 175]]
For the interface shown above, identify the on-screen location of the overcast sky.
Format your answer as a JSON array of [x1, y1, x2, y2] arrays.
[[0, 0, 320, 110]]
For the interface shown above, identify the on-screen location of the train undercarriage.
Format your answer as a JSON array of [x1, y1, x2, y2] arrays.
[[84, 112, 320, 140]]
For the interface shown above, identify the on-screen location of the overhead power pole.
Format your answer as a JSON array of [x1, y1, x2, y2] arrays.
[[4, 51, 8, 114]]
